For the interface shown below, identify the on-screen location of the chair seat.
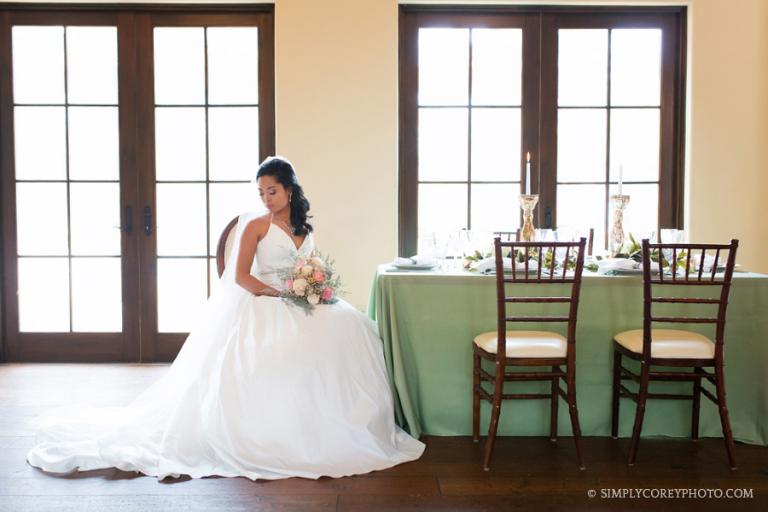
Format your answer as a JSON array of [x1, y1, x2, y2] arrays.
[[614, 329, 715, 359], [473, 330, 567, 358]]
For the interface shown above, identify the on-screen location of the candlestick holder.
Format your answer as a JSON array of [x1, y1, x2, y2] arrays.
[[519, 194, 539, 242], [609, 194, 630, 256]]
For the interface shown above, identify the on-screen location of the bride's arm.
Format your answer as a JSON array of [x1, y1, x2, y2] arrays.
[[234, 218, 281, 297]]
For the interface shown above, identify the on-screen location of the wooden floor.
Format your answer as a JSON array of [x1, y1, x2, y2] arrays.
[[1, 363, 766, 511]]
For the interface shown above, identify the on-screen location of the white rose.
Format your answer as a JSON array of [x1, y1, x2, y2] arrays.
[[307, 293, 320, 305], [310, 257, 325, 268], [301, 265, 313, 276], [292, 278, 308, 296]]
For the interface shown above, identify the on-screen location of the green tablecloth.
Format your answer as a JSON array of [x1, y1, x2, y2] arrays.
[[367, 265, 768, 445]]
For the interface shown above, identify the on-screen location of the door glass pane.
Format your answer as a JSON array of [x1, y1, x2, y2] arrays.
[[609, 109, 660, 182], [418, 108, 468, 182], [154, 27, 205, 105], [13, 106, 67, 180], [557, 184, 606, 250], [16, 183, 69, 256], [558, 29, 608, 107], [209, 183, 256, 256], [557, 109, 606, 182], [418, 184, 468, 237], [12, 26, 65, 104], [208, 107, 259, 181], [72, 257, 122, 332], [207, 27, 259, 105], [471, 108, 520, 182], [18, 257, 70, 332], [70, 183, 121, 256], [471, 29, 522, 106], [471, 184, 519, 232], [418, 28, 469, 106], [611, 29, 662, 107], [155, 107, 207, 181], [66, 26, 118, 105], [157, 184, 207, 256], [68, 107, 120, 180], [158, 258, 207, 332]]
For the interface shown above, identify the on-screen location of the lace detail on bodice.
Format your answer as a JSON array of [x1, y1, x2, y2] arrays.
[[253, 223, 314, 289]]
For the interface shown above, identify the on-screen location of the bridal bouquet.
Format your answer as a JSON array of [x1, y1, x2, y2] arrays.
[[278, 252, 342, 312]]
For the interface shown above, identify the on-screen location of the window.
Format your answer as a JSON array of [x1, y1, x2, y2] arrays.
[[399, 7, 686, 256]]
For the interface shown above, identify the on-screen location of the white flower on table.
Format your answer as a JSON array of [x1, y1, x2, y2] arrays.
[[307, 293, 320, 306]]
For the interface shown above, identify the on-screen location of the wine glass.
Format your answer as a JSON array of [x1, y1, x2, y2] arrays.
[[660, 229, 685, 273]]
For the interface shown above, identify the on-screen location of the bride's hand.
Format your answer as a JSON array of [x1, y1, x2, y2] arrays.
[[255, 286, 281, 297]]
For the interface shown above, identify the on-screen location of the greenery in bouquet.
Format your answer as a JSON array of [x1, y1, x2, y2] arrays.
[[277, 251, 343, 313]]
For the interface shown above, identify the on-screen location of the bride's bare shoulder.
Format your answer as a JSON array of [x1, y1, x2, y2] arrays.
[[242, 214, 271, 242]]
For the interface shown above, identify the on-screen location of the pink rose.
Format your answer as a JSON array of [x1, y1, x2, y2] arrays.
[[285, 279, 294, 291], [294, 259, 306, 271], [313, 270, 326, 284], [322, 287, 334, 301]]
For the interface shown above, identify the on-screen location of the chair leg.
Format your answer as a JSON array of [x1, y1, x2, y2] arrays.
[[691, 367, 702, 441], [565, 367, 585, 470], [627, 361, 650, 466], [550, 366, 559, 442], [472, 352, 481, 443], [714, 364, 737, 470], [482, 364, 504, 471], [611, 350, 622, 439]]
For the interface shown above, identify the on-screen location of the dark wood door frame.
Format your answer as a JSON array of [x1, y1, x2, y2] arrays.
[[0, 4, 275, 363]]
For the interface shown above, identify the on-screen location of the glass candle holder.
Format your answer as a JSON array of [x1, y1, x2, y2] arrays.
[[519, 194, 539, 242], [609, 194, 631, 256]]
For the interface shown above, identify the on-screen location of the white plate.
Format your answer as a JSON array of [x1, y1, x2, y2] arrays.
[[392, 263, 436, 270]]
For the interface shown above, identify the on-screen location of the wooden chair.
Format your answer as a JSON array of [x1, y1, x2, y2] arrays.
[[493, 230, 519, 242], [493, 228, 594, 255], [472, 237, 588, 470], [611, 239, 739, 469], [215, 216, 240, 278]]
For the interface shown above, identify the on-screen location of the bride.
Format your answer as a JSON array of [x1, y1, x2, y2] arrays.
[[26, 156, 425, 480]]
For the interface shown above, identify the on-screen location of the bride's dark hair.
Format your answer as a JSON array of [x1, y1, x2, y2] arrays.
[[256, 156, 313, 236]]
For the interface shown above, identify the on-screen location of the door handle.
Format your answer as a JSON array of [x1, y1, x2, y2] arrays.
[[143, 206, 152, 236], [123, 205, 133, 234]]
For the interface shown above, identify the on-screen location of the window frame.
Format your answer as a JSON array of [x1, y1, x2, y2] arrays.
[[398, 5, 687, 256]]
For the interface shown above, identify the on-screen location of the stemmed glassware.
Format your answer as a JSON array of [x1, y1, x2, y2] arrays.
[[660, 228, 685, 273]]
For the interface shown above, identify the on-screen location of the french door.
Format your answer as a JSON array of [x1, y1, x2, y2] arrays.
[[0, 7, 274, 362]]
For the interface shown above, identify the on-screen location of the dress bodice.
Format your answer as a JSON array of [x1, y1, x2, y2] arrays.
[[253, 223, 315, 289]]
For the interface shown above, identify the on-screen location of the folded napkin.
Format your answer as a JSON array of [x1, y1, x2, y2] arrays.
[[394, 255, 437, 266], [476, 257, 539, 274], [597, 258, 639, 273]]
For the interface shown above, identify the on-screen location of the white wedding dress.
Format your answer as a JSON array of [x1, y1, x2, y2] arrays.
[[26, 212, 425, 480]]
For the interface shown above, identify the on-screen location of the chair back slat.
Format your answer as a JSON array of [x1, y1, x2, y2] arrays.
[[711, 248, 721, 280], [641, 239, 739, 357], [697, 248, 706, 280]]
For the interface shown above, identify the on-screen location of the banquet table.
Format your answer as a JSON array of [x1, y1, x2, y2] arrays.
[[367, 265, 768, 445]]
